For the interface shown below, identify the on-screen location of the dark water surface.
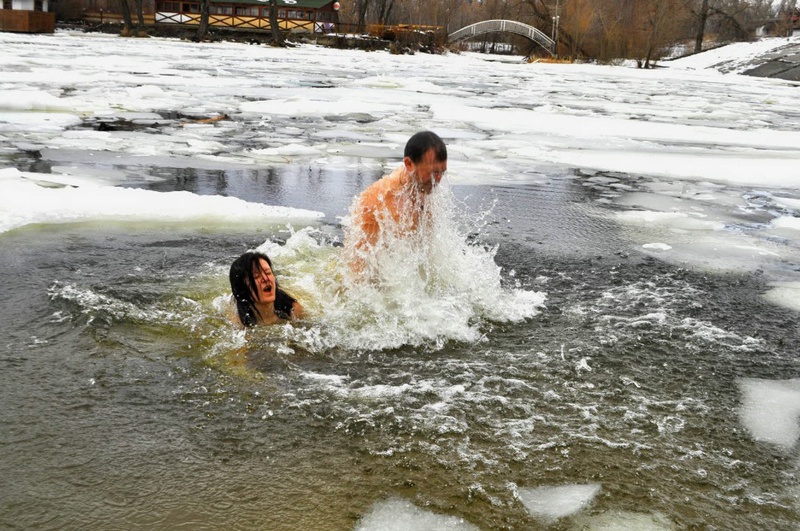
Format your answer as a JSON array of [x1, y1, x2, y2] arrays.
[[2, 165, 799, 530]]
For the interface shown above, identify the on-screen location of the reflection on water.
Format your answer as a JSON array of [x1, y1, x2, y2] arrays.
[[2, 168, 800, 530], [144, 165, 383, 225]]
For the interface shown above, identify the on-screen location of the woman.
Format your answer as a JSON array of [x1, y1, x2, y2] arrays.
[[228, 251, 304, 327]]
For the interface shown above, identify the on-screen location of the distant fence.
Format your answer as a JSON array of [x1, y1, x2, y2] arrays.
[[83, 11, 155, 25], [78, 14, 445, 41]]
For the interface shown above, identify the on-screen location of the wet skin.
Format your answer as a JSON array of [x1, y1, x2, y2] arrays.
[[404, 148, 447, 194]]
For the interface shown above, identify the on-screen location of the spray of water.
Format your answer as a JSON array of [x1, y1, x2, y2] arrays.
[[255, 181, 546, 353], [46, 182, 545, 358]]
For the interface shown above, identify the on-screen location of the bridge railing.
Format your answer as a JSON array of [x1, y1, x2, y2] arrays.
[[448, 19, 555, 54]]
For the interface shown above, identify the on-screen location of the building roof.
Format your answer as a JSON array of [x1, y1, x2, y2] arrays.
[[209, 0, 334, 7]]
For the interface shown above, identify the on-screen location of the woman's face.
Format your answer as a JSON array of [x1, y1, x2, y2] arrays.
[[249, 258, 276, 304]]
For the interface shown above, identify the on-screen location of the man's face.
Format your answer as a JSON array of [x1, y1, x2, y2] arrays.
[[406, 148, 447, 194]]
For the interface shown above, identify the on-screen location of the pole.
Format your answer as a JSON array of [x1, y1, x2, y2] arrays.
[[554, 0, 559, 56]]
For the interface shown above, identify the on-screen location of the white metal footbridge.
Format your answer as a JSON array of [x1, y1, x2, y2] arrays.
[[448, 20, 555, 55]]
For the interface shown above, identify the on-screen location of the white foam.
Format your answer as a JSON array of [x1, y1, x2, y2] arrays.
[[518, 483, 601, 522], [327, 183, 545, 350], [254, 182, 544, 353], [354, 497, 479, 531], [737, 378, 800, 448]]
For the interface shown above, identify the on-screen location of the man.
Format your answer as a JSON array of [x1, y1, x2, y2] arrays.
[[345, 131, 448, 274]]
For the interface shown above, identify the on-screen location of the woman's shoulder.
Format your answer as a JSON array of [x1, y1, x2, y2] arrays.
[[225, 294, 244, 327]]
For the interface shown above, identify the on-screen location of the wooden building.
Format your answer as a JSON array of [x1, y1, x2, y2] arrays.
[[0, 0, 56, 32], [155, 0, 340, 33]]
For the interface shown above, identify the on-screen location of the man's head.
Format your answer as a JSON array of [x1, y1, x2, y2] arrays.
[[403, 131, 447, 194]]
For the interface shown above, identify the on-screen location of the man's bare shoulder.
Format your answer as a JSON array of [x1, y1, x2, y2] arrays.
[[362, 167, 405, 201]]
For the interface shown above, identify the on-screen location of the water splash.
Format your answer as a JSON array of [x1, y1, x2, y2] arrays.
[[254, 181, 546, 352], [45, 182, 545, 358]]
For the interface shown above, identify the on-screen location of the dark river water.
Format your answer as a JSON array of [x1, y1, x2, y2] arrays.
[[2, 162, 799, 530]]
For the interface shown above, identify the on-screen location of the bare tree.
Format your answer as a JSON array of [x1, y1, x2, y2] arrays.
[[774, 0, 799, 36], [560, 0, 597, 60], [356, 0, 370, 31], [688, 0, 771, 51], [376, 0, 394, 25], [693, 0, 710, 51], [116, 0, 135, 35], [194, 0, 210, 41], [268, 0, 285, 45], [133, 0, 146, 35], [636, 0, 686, 67], [334, 0, 768, 61]]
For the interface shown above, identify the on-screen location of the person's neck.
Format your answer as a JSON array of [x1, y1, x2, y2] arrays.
[[255, 301, 277, 324]]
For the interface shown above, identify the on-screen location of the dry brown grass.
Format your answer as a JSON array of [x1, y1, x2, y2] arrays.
[[527, 56, 574, 64]]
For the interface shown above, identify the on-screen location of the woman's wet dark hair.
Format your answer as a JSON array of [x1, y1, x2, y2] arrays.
[[404, 130, 447, 164], [229, 251, 295, 327]]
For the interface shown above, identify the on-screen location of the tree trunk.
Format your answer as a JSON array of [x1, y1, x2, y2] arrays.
[[378, 0, 393, 25], [269, 0, 284, 46], [134, 0, 146, 35], [357, 0, 369, 32], [195, 0, 210, 41], [118, 0, 134, 35], [694, 0, 709, 53]]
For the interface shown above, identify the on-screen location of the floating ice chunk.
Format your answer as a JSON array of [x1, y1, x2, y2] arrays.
[[0, 110, 81, 132], [249, 144, 321, 157], [762, 282, 800, 313], [352, 75, 406, 89], [571, 509, 675, 530], [126, 85, 166, 99], [737, 378, 800, 448], [354, 497, 479, 531], [0, 89, 67, 111], [771, 216, 800, 232], [518, 483, 601, 522], [643, 243, 672, 251], [240, 98, 398, 117], [615, 210, 724, 231], [0, 167, 323, 234], [773, 196, 800, 211]]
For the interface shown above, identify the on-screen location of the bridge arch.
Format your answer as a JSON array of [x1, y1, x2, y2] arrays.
[[448, 20, 555, 55]]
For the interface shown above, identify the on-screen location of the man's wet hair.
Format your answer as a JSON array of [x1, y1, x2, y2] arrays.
[[404, 131, 447, 164]]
